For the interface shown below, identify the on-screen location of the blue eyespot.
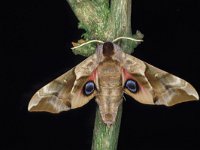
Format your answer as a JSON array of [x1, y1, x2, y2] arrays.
[[84, 81, 95, 96], [125, 79, 138, 93]]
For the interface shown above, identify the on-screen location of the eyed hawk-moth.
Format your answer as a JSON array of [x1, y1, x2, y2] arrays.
[[28, 41, 199, 125]]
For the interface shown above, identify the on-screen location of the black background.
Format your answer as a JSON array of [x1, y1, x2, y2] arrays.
[[3, 0, 200, 149]]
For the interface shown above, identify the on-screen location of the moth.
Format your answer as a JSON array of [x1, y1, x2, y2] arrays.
[[28, 39, 199, 126]]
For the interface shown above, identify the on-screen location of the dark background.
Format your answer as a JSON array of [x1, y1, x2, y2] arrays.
[[3, 0, 200, 149]]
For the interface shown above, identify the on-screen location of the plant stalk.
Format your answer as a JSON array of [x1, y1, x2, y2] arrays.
[[66, 0, 142, 149]]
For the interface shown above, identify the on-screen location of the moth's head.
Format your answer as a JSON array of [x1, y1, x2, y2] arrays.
[[96, 41, 123, 63], [102, 42, 114, 57]]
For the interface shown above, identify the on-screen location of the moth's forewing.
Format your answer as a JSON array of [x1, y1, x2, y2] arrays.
[[122, 52, 199, 106], [28, 54, 98, 113]]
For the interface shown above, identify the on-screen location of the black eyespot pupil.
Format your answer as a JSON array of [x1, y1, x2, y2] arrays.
[[84, 81, 95, 95], [125, 80, 138, 93]]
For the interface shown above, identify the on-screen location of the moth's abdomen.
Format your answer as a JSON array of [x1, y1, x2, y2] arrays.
[[96, 89, 123, 125], [96, 60, 123, 125]]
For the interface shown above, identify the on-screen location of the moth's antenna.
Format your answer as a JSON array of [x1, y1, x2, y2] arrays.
[[71, 40, 104, 50], [123, 95, 127, 101], [112, 37, 143, 43]]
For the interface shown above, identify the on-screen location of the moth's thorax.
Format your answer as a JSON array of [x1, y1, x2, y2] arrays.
[[97, 59, 122, 87]]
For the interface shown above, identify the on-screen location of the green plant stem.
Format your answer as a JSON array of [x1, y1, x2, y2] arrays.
[[66, 0, 142, 149], [91, 104, 122, 150]]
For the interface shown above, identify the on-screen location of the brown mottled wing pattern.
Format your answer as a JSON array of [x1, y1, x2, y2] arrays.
[[122, 52, 199, 106], [144, 63, 199, 106], [28, 54, 98, 113]]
